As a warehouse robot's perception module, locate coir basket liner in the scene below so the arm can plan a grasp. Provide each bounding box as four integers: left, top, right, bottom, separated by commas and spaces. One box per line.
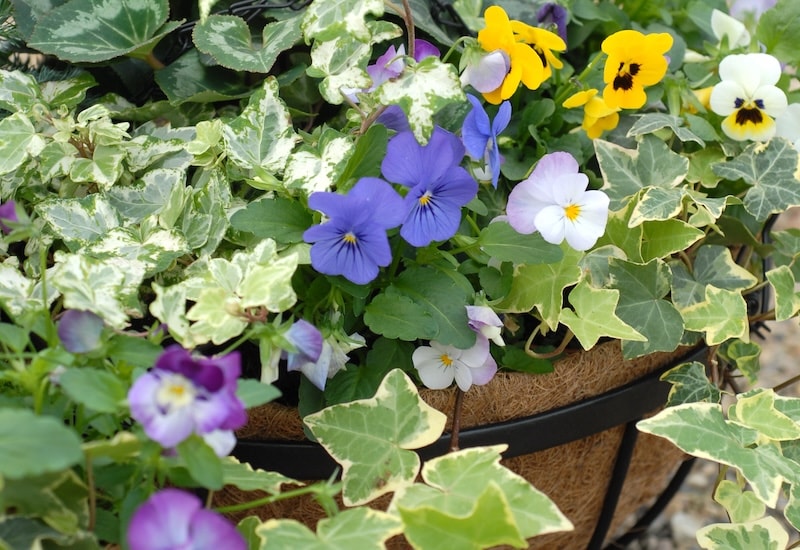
218, 340, 700, 549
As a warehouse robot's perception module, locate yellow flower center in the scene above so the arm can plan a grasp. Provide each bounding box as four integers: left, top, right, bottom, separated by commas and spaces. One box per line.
156, 374, 196, 409
613, 61, 640, 91
342, 232, 357, 244
419, 191, 433, 206
440, 354, 454, 367
564, 203, 581, 221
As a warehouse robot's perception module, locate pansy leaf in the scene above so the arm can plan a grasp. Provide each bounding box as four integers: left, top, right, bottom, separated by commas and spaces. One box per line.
640, 219, 704, 262
283, 128, 355, 194
712, 138, 800, 222
223, 77, 297, 178
0, 470, 89, 535
559, 280, 645, 349
221, 457, 297, 493
301, 0, 384, 42
0, 409, 83, 479
375, 56, 465, 144
230, 197, 312, 244
28, 0, 179, 63
391, 446, 572, 543
727, 389, 800, 442
176, 435, 224, 490
696, 517, 789, 550
608, 258, 683, 358
756, 0, 800, 66
766, 265, 800, 321
235, 379, 282, 409
638, 402, 800, 507
59, 367, 127, 414
714, 480, 766, 524
304, 369, 447, 506
479, 221, 564, 264
363, 290, 438, 342
193, 14, 303, 73
661, 361, 721, 407
496, 243, 583, 330
255, 508, 401, 549
680, 286, 748, 346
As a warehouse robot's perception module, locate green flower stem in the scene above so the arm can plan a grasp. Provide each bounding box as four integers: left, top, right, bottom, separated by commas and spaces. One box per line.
553, 51, 606, 107
86, 455, 96, 531
213, 482, 341, 514
442, 36, 470, 64
524, 325, 574, 359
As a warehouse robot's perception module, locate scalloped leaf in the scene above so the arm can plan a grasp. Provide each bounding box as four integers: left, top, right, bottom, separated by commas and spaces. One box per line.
670, 245, 758, 309
221, 457, 297, 493
627, 113, 704, 145
230, 197, 312, 244
28, 0, 179, 62
304, 369, 447, 506
712, 138, 800, 222
301, 0, 384, 42
255, 508, 401, 549
36, 195, 120, 247
375, 56, 465, 144
696, 516, 788, 550
363, 290, 437, 342
679, 286, 748, 346
714, 480, 766, 524
307, 32, 371, 105
479, 221, 563, 264
661, 361, 721, 406
391, 446, 572, 544
728, 389, 800, 442
0, 409, 83, 479
559, 280, 645, 349
193, 14, 303, 73
766, 265, 800, 321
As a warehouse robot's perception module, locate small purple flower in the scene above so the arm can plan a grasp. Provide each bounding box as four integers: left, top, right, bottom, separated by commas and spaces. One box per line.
381, 127, 478, 247
58, 310, 105, 353
284, 320, 328, 390
128, 345, 246, 456
367, 39, 441, 86
0, 200, 18, 234
127, 488, 246, 550
537, 3, 569, 42
729, 0, 776, 19
304, 178, 405, 284
460, 50, 511, 94
462, 94, 511, 188
466, 305, 505, 346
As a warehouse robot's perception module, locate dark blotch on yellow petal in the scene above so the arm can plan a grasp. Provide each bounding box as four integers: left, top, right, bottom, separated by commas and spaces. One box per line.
735, 107, 763, 126
613, 72, 634, 91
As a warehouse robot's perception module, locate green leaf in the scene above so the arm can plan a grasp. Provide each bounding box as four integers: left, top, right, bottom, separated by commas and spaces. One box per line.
640, 219, 704, 262
496, 243, 583, 330
154, 49, 252, 104
595, 201, 644, 262
500, 346, 553, 374
106, 168, 183, 221
728, 389, 800, 441
756, 0, 800, 66
714, 480, 766, 524
230, 197, 313, 244
301, 0, 384, 42
696, 517, 788, 550
106, 334, 162, 369
59, 367, 127, 414
85, 227, 189, 278
785, 484, 800, 532
28, 0, 178, 62
661, 361, 721, 406
0, 112, 45, 176
255, 508, 401, 549
375, 56, 465, 144
236, 379, 281, 409
0, 470, 89, 535
638, 403, 799, 506
0, 323, 30, 352
392, 446, 572, 543
221, 457, 297, 493
0, 409, 83, 479
223, 77, 297, 177
560, 281, 646, 349
337, 123, 389, 186
82, 432, 141, 462
69, 144, 126, 190
712, 138, 800, 222
284, 129, 355, 194
629, 187, 686, 227
0, 69, 42, 112
680, 286, 748, 346
0, 517, 96, 550
687, 146, 726, 188
767, 265, 800, 321
193, 14, 302, 73
325, 344, 407, 406
608, 258, 683, 358
479, 221, 564, 264
670, 245, 758, 309
307, 32, 372, 105
626, 113, 704, 145
176, 435, 224, 490
304, 369, 447, 505
363, 290, 437, 342
719, 339, 762, 385
40, 72, 96, 109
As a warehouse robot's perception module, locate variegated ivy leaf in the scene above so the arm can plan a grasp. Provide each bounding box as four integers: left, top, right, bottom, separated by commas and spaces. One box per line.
193, 14, 303, 73
0, 262, 59, 318
40, 72, 96, 110
221, 457, 297, 494
608, 257, 684, 359
640, 219, 704, 262
51, 252, 145, 328
179, 168, 230, 254
786, 484, 800, 532
222, 78, 297, 180
84, 227, 188, 278
0, 69, 42, 112
559, 280, 645, 349
375, 56, 465, 144
390, 445, 572, 543
669, 245, 758, 309
679, 286, 748, 346
28, 0, 182, 63
36, 195, 120, 247
150, 283, 192, 345
0, 112, 46, 176
106, 168, 184, 221
713, 138, 800, 222
68, 144, 127, 190
628, 187, 686, 227
154, 49, 253, 104
661, 361, 722, 407
766, 265, 800, 321
638, 402, 800, 507
255, 508, 401, 549
627, 113, 705, 146
594, 135, 689, 211
301, 0, 384, 43
283, 127, 355, 194
714, 480, 766, 524
719, 339, 762, 384
496, 243, 583, 330
596, 200, 644, 262
307, 32, 372, 105
304, 369, 447, 506
696, 517, 788, 550
125, 129, 194, 173
728, 389, 800, 442
687, 147, 726, 189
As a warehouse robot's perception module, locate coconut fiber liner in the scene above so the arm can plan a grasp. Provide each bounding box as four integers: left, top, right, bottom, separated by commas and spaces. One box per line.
217, 340, 690, 548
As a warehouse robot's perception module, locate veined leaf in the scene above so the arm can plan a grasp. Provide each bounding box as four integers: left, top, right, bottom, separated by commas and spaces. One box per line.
728, 389, 800, 442
301, 0, 384, 42
627, 113, 704, 145
714, 480, 766, 524
154, 49, 252, 104
696, 516, 789, 550
0, 112, 46, 176
307, 32, 372, 105
221, 457, 297, 493
283, 128, 355, 194
767, 265, 800, 321
661, 361, 721, 406
680, 286, 748, 346
0, 409, 83, 479
670, 245, 758, 309
479, 221, 563, 264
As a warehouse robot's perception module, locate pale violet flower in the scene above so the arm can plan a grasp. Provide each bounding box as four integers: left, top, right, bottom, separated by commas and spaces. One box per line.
775, 103, 800, 150
506, 152, 610, 251
729, 0, 776, 19
466, 305, 505, 347
709, 53, 787, 141
413, 337, 496, 392
711, 9, 750, 48
460, 50, 510, 93
58, 310, 104, 353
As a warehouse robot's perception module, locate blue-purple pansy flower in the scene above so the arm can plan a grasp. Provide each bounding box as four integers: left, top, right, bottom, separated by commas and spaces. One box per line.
57, 310, 105, 353
462, 94, 511, 188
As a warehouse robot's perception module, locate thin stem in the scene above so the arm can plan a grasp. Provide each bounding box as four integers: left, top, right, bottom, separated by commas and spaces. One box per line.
773, 373, 800, 393
86, 456, 96, 531
401, 0, 415, 60
442, 36, 469, 64
449, 388, 465, 452
553, 51, 606, 107
213, 483, 336, 514
525, 327, 574, 359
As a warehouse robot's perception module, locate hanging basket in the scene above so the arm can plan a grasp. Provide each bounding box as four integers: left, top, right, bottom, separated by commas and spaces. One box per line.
218, 340, 705, 548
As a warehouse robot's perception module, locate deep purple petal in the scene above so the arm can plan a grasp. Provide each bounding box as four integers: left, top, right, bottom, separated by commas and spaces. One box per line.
127, 489, 198, 550
186, 507, 247, 550
0, 200, 18, 234
537, 3, 569, 42
57, 310, 104, 353
413, 39, 440, 61
155, 346, 226, 393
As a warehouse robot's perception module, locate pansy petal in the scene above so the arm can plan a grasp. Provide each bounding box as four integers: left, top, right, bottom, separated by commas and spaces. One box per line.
756, 85, 788, 116
348, 177, 406, 229
563, 218, 602, 251
462, 50, 510, 93
492, 100, 512, 136
776, 103, 800, 142
709, 80, 745, 116
127, 489, 198, 550
453, 364, 473, 391
413, 39, 440, 61
534, 205, 567, 245
413, 345, 455, 389
188, 507, 247, 550
470, 353, 498, 386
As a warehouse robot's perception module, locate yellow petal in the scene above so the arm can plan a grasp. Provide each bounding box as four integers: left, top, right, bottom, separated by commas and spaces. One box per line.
563, 89, 597, 109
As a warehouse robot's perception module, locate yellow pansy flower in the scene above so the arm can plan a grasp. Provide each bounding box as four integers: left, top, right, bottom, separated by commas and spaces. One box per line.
510, 20, 566, 83
476, 6, 564, 104
601, 30, 673, 110
563, 89, 620, 139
